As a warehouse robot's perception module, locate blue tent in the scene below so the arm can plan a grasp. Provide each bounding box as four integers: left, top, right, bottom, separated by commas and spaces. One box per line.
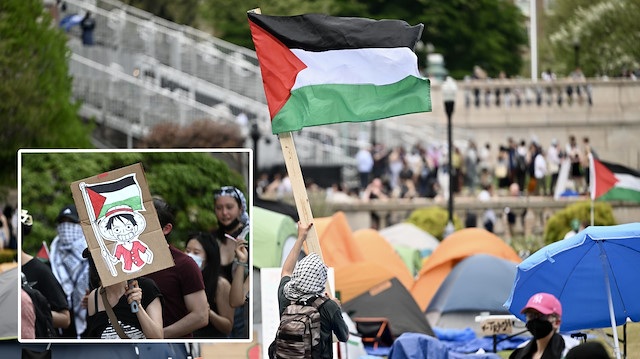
426, 254, 518, 334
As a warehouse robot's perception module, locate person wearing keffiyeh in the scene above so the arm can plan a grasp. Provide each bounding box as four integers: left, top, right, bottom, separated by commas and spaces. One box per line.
49, 204, 90, 338
276, 222, 348, 358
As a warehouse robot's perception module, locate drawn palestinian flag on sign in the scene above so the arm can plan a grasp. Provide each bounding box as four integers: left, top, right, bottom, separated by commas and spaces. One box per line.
85, 174, 145, 221
248, 12, 431, 134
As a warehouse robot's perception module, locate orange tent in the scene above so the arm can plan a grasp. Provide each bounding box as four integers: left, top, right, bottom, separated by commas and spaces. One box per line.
335, 261, 395, 303
353, 228, 414, 291
410, 228, 521, 311
311, 211, 364, 269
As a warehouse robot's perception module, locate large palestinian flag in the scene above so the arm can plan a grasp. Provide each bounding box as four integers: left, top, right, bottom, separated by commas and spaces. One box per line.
84, 174, 145, 221
248, 12, 432, 134
590, 156, 640, 203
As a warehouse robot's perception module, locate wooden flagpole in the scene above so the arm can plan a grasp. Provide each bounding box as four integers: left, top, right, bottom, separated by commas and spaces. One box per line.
278, 132, 332, 295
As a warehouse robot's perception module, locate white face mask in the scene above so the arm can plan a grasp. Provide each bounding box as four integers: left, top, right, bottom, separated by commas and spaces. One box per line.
186, 252, 204, 269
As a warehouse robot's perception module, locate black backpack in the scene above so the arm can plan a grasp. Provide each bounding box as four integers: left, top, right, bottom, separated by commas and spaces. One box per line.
22, 280, 57, 338
269, 296, 328, 359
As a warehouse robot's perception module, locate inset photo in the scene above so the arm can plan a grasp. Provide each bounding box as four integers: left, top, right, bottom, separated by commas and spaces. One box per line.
18, 149, 253, 343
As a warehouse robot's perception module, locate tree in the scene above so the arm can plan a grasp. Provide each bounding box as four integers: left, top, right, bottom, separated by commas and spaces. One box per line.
406, 206, 462, 241
20, 152, 247, 254
543, 201, 616, 245
543, 0, 640, 77
121, 0, 200, 27
0, 0, 93, 186
409, 0, 527, 79
113, 0, 528, 79
197, 0, 344, 49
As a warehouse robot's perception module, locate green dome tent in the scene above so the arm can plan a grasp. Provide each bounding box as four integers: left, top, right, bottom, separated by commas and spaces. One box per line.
252, 206, 297, 269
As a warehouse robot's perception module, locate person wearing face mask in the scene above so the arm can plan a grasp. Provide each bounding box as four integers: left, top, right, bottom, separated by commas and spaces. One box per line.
510, 292, 577, 359
49, 204, 90, 338
185, 232, 234, 338
212, 186, 250, 338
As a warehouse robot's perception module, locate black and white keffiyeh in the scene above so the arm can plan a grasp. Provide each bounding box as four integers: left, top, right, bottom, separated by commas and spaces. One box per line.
50, 222, 90, 335
284, 253, 327, 302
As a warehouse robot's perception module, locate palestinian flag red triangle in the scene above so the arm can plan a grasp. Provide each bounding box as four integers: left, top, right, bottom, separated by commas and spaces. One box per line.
593, 157, 619, 199
36, 242, 49, 260
249, 19, 307, 119
87, 187, 107, 221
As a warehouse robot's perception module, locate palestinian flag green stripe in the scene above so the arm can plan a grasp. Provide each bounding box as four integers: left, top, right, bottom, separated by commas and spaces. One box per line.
97, 197, 143, 219
598, 187, 640, 203
272, 75, 431, 133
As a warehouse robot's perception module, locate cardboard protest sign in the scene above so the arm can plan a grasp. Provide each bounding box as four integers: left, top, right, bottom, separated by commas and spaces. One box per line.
70, 163, 174, 287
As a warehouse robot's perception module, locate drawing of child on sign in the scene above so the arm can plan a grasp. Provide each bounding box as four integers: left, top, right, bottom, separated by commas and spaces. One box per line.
80, 173, 153, 276
99, 205, 153, 273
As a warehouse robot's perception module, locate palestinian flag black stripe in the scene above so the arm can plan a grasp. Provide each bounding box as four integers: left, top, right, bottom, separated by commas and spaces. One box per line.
87, 175, 137, 194
247, 13, 423, 51
601, 160, 640, 177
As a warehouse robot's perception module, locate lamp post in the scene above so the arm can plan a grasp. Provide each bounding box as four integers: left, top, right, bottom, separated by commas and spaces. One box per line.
250, 118, 261, 179
442, 76, 457, 237
573, 35, 580, 69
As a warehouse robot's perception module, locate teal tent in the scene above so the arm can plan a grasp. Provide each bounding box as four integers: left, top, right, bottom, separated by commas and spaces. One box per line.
252, 206, 297, 269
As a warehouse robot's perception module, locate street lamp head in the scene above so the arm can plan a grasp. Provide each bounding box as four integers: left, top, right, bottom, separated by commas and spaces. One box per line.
441, 76, 458, 103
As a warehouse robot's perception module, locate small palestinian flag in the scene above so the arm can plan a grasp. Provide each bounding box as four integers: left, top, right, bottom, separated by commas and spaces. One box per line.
248, 12, 432, 134
590, 156, 640, 204
84, 174, 144, 221
36, 241, 50, 261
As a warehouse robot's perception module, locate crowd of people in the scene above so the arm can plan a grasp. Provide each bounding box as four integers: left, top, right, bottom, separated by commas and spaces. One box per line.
18, 186, 251, 341
323, 134, 596, 204
251, 134, 597, 233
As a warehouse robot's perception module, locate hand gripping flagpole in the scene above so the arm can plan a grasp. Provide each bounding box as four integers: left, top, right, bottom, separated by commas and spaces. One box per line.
80, 182, 117, 277
278, 131, 333, 296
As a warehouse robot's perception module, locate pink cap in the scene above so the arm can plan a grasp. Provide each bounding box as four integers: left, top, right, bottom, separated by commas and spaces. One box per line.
521, 292, 562, 316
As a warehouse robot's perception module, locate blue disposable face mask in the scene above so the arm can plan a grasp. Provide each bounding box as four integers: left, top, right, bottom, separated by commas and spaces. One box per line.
186, 252, 204, 269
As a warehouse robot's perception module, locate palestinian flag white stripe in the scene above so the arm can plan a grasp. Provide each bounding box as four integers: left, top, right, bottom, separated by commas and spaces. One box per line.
291, 48, 421, 90
613, 173, 640, 191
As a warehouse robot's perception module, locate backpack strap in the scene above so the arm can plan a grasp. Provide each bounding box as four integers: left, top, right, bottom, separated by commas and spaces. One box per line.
100, 286, 129, 339
310, 296, 329, 309
295, 295, 328, 307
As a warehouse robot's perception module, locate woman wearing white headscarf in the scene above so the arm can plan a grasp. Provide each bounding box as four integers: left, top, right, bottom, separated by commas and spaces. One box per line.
212, 186, 250, 338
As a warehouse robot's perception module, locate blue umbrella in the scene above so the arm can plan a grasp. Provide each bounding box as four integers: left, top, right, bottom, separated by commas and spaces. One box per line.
59, 14, 83, 32
504, 223, 640, 359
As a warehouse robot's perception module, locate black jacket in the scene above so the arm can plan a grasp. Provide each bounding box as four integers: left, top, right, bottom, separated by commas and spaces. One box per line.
509, 332, 565, 359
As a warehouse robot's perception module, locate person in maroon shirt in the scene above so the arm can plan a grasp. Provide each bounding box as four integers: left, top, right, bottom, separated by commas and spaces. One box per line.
146, 198, 208, 338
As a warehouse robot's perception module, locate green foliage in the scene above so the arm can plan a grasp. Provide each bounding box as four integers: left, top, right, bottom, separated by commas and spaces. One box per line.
0, 249, 18, 264
126, 0, 527, 79
365, 0, 528, 79
543, 201, 616, 245
122, 0, 200, 26
0, 0, 94, 185
542, 0, 640, 77
405, 206, 462, 240
20, 152, 247, 254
